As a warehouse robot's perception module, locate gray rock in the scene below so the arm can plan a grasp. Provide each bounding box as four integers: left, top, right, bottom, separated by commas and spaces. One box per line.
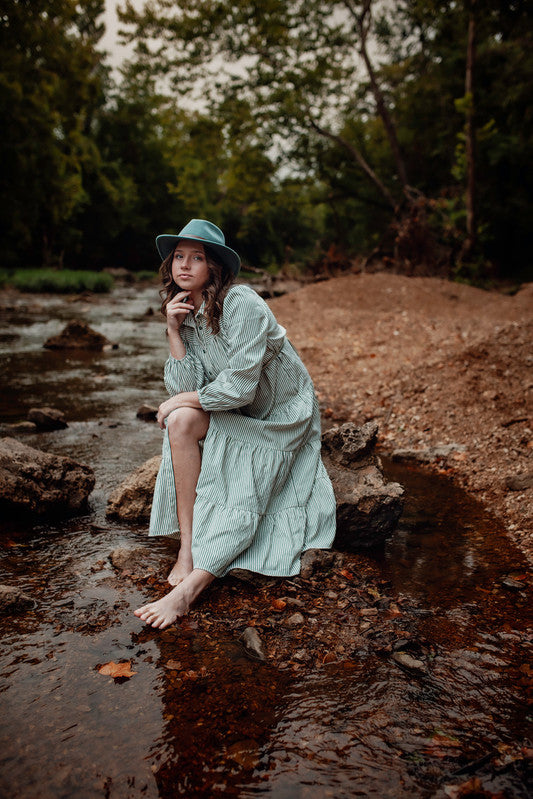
300, 548, 342, 579
322, 422, 404, 549
285, 612, 305, 627
106, 455, 161, 521
505, 472, 533, 491
392, 651, 426, 672
391, 444, 466, 463
322, 420, 378, 467
0, 584, 34, 614
0, 437, 95, 516
136, 404, 158, 422
242, 627, 265, 660
28, 407, 68, 431
44, 320, 118, 351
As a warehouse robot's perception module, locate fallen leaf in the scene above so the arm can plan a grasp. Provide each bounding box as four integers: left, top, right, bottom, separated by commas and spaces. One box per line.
271, 598, 287, 611
97, 660, 137, 679
164, 659, 182, 670
338, 568, 355, 581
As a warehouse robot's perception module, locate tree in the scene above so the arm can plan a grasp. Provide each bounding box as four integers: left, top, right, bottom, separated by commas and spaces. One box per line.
0, 0, 109, 267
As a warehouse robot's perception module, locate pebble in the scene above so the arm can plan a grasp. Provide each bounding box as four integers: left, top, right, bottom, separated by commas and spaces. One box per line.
242, 627, 265, 660
286, 612, 305, 627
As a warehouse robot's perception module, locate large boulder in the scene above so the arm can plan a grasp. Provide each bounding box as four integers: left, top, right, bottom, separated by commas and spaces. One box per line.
322, 421, 404, 549
106, 422, 404, 550
43, 320, 117, 351
106, 455, 161, 521
0, 437, 95, 516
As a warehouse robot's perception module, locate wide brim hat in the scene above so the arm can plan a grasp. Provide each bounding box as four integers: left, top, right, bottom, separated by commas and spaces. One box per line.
156, 219, 241, 276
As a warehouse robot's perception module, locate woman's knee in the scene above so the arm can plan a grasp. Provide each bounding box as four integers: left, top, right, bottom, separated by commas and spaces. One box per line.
167, 407, 210, 441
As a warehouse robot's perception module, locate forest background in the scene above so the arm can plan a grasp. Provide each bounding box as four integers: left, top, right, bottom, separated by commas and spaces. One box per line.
1, 0, 531, 285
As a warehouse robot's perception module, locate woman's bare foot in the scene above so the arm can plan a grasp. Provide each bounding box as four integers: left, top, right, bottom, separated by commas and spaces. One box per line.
134, 569, 214, 629
167, 549, 193, 586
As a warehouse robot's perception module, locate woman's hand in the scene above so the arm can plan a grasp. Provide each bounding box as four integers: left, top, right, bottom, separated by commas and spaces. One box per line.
166, 292, 195, 331
157, 392, 202, 429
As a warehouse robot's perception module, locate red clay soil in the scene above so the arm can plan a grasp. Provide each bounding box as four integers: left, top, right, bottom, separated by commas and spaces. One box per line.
270, 273, 533, 560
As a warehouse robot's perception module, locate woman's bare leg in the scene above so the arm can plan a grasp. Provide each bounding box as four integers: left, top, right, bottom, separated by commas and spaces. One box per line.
166, 406, 210, 586
134, 568, 215, 629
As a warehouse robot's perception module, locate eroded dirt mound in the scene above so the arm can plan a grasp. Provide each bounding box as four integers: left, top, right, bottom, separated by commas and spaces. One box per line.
270, 274, 532, 557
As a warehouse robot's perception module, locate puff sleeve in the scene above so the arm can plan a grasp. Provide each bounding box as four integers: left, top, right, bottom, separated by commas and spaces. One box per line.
197, 287, 271, 411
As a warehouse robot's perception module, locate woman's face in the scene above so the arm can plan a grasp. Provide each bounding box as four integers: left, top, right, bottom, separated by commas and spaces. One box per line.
171, 241, 211, 295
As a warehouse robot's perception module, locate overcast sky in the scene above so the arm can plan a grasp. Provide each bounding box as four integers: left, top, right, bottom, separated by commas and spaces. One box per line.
100, 0, 143, 68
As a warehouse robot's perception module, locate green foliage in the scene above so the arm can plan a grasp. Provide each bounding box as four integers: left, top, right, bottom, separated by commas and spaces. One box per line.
7, 269, 114, 293
1, 0, 531, 281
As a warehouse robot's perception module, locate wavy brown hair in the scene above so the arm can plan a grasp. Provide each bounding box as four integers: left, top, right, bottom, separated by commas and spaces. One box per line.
159, 243, 234, 334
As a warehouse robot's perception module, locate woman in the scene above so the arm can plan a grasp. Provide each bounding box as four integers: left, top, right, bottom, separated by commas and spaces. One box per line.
134, 219, 336, 629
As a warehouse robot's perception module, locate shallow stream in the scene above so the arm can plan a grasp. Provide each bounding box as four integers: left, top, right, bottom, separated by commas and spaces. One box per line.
0, 286, 530, 798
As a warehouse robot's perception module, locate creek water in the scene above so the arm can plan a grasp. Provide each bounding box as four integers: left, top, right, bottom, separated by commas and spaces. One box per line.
0, 285, 530, 798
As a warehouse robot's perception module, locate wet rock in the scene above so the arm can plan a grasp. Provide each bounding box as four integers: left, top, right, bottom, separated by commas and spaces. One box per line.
106, 455, 161, 521
0, 584, 34, 614
0, 437, 95, 516
392, 651, 426, 672
391, 443, 466, 463
27, 407, 68, 431
225, 739, 261, 770
300, 548, 342, 579
109, 546, 151, 573
6, 421, 37, 433
500, 576, 524, 591
241, 627, 265, 660
285, 612, 305, 627
505, 471, 533, 491
136, 404, 158, 422
43, 320, 118, 351
322, 422, 404, 549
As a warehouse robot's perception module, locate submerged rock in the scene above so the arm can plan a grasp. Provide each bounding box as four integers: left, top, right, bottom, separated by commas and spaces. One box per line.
323, 421, 404, 549
0, 584, 34, 615
43, 320, 118, 351
106, 456, 161, 521
27, 407, 68, 431
109, 546, 153, 575
0, 437, 94, 516
242, 627, 265, 660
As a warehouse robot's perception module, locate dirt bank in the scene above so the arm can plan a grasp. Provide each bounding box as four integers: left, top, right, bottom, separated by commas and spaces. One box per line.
270, 273, 532, 559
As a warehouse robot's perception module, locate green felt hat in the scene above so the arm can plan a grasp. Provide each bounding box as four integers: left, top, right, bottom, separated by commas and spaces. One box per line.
156, 219, 241, 276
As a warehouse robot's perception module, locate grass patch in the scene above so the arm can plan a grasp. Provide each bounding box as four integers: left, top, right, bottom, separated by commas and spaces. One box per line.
135, 270, 159, 282
7, 269, 114, 294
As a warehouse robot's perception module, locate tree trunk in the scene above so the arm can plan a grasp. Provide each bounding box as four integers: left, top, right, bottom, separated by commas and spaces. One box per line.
308, 118, 396, 209
343, 0, 410, 194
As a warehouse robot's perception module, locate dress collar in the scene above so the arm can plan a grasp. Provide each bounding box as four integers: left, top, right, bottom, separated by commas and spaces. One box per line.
182, 300, 206, 327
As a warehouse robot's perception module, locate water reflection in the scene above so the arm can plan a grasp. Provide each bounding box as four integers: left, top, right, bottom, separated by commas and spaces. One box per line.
0, 287, 530, 798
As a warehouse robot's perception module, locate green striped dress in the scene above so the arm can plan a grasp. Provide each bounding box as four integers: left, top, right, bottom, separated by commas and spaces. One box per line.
149, 284, 336, 577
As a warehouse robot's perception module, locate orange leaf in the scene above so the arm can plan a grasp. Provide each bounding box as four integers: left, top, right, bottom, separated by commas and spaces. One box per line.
271, 598, 287, 611
338, 568, 355, 581
98, 660, 137, 679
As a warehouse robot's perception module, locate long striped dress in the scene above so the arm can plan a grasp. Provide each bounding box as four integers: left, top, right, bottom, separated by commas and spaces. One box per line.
149, 284, 336, 577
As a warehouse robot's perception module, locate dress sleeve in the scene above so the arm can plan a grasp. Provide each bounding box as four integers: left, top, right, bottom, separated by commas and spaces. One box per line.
197, 288, 270, 411
164, 351, 206, 395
